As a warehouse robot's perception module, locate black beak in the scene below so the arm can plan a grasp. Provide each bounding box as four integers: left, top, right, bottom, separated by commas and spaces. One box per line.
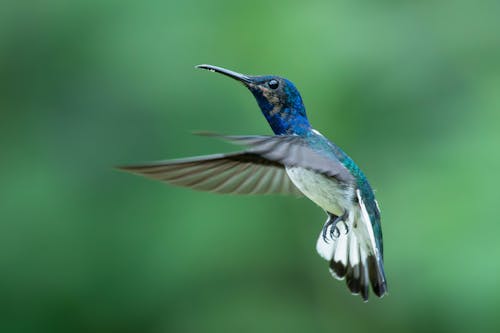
196, 64, 252, 84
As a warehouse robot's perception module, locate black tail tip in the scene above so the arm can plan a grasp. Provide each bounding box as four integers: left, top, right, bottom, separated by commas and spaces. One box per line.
329, 260, 347, 279
329, 255, 388, 301
372, 281, 388, 298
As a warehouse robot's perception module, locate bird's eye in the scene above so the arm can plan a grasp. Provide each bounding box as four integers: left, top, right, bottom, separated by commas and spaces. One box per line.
268, 79, 279, 89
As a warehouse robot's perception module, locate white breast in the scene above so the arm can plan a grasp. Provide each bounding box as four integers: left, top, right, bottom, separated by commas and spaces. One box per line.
285, 167, 354, 216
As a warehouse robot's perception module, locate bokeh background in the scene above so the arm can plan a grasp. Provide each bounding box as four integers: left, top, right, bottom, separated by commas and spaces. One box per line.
1, 0, 500, 332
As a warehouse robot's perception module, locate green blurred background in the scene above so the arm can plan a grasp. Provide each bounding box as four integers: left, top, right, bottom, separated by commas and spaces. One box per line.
1, 0, 499, 332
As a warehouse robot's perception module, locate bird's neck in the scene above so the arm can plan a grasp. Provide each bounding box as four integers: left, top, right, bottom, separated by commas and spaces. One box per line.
264, 108, 312, 136
253, 93, 311, 135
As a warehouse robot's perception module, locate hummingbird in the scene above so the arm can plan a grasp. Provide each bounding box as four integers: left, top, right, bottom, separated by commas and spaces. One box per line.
119, 64, 387, 301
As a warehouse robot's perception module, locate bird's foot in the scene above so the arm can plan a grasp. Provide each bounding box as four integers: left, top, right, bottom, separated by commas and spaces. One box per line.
332, 220, 349, 239
321, 212, 349, 243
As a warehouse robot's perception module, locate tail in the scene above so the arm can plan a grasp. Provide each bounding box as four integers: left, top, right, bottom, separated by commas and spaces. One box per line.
316, 209, 388, 301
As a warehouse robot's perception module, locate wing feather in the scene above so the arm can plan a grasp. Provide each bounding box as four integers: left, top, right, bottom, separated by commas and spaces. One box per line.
119, 133, 356, 196
119, 152, 302, 195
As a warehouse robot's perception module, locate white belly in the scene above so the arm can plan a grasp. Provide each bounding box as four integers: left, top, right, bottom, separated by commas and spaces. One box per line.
286, 167, 354, 216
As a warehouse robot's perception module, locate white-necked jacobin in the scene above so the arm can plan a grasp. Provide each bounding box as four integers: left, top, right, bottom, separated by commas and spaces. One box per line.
120, 64, 388, 301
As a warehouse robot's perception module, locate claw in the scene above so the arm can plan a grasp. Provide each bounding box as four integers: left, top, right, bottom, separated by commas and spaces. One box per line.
331, 226, 340, 238
321, 212, 348, 243
343, 222, 349, 235
330, 220, 349, 239
321, 217, 334, 243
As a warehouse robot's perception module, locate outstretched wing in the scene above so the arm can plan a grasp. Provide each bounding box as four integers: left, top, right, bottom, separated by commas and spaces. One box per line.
118, 133, 355, 195
118, 152, 302, 195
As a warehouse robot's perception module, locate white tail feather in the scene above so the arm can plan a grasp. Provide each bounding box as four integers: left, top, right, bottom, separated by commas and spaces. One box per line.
316, 195, 387, 300
334, 234, 348, 265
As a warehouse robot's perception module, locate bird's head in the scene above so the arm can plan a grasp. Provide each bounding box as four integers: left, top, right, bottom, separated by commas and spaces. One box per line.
197, 64, 311, 135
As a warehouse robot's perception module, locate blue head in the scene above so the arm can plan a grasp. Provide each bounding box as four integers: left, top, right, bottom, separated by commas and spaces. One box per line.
197, 64, 311, 135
